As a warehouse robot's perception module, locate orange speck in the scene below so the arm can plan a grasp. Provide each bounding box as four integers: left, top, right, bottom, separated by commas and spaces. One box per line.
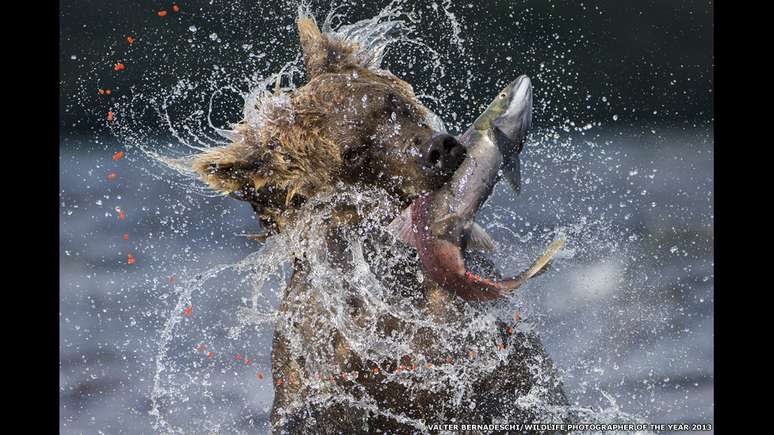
245, 358, 252, 365
172, 3, 180, 12
107, 111, 115, 122
498, 343, 506, 350
257, 372, 264, 380
127, 253, 136, 265
372, 367, 380, 375
446, 356, 453, 364
468, 350, 477, 359
183, 305, 193, 316
107, 171, 118, 181
235, 354, 242, 361
127, 36, 134, 45
514, 311, 522, 321
113, 63, 125, 71
122, 233, 129, 241
158, 10, 167, 16
98, 89, 105, 95
112, 151, 124, 161
276, 378, 284, 386
197, 344, 206, 351
118, 209, 126, 220
426, 362, 433, 369
105, 89, 112, 95
207, 351, 214, 358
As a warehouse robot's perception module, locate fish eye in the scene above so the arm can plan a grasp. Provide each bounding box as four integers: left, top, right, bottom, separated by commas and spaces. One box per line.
499, 92, 506, 99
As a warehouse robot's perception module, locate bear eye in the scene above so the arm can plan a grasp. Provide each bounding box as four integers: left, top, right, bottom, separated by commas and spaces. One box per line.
386, 92, 413, 117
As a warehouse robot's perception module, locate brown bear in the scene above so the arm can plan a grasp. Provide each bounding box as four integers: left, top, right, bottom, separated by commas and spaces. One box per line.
192, 15, 569, 434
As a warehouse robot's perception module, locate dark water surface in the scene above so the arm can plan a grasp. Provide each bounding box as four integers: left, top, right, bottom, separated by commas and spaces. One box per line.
60, 127, 713, 433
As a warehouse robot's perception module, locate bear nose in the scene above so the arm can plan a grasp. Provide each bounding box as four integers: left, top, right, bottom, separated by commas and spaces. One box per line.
420, 133, 467, 174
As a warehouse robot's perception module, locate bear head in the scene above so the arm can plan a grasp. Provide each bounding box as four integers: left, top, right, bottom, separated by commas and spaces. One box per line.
191, 17, 465, 234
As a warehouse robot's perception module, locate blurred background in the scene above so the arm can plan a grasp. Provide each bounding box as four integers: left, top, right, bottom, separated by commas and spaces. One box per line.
60, 0, 713, 433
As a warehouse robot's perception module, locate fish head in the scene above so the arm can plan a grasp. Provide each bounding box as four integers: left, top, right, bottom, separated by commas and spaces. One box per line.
473, 75, 533, 194
479, 75, 532, 145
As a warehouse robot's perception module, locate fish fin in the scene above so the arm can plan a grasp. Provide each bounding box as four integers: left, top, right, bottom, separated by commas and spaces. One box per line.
497, 236, 566, 292
387, 205, 417, 248
492, 126, 522, 194
502, 154, 521, 194
429, 213, 456, 234
530, 259, 552, 277
466, 223, 496, 252
523, 237, 565, 279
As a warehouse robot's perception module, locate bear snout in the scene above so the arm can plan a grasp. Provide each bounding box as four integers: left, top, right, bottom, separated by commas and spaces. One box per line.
419, 133, 467, 176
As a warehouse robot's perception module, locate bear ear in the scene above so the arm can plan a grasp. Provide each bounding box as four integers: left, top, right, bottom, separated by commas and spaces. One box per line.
191, 141, 266, 195
297, 16, 357, 78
